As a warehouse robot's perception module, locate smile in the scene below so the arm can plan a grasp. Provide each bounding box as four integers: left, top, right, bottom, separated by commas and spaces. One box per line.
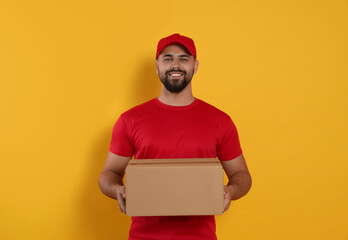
168, 73, 184, 77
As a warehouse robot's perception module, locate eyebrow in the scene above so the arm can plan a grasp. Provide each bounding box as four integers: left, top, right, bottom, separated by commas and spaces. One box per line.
162, 54, 190, 58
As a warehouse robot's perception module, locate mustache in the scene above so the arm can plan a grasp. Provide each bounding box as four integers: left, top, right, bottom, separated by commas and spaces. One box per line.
165, 70, 187, 75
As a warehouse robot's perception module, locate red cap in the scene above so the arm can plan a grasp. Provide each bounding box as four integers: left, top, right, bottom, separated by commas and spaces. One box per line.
156, 33, 196, 59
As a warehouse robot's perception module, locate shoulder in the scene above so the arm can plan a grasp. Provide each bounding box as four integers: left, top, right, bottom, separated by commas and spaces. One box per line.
120, 98, 157, 119
196, 99, 231, 120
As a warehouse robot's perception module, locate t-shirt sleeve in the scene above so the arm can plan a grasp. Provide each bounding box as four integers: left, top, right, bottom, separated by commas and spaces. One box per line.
109, 115, 134, 157
217, 117, 243, 161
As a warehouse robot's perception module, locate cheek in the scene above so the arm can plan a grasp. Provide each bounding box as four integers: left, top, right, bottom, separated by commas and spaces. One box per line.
186, 64, 195, 73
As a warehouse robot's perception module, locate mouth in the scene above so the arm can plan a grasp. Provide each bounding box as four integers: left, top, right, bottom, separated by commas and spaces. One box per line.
167, 72, 185, 78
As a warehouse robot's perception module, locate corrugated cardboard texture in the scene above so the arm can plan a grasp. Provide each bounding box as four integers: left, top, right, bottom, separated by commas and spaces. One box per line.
125, 158, 224, 216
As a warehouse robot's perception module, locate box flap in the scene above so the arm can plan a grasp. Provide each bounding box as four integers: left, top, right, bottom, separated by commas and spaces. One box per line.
128, 158, 219, 165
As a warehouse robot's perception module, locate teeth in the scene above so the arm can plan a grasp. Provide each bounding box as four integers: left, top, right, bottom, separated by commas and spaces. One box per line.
170, 74, 182, 76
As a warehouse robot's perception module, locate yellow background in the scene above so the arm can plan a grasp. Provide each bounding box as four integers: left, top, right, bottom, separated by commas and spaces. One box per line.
1, 0, 347, 239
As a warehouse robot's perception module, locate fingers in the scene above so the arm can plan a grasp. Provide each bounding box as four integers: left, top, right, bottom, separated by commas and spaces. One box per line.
117, 186, 126, 214
120, 186, 126, 199
223, 186, 232, 212
224, 197, 231, 212
118, 193, 126, 213
224, 186, 228, 194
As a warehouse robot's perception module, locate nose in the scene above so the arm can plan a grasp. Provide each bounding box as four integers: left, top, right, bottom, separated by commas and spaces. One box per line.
170, 58, 180, 69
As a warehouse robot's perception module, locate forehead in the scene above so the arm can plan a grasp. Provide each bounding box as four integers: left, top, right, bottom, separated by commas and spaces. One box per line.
159, 44, 191, 56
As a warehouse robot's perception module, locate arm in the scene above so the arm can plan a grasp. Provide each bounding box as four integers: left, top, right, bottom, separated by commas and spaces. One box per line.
98, 151, 132, 213
220, 153, 252, 212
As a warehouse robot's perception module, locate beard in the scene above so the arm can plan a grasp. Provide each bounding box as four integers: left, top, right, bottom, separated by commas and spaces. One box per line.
158, 69, 194, 93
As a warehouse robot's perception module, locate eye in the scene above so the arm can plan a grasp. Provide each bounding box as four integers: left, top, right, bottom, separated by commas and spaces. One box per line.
180, 58, 188, 62
163, 58, 172, 62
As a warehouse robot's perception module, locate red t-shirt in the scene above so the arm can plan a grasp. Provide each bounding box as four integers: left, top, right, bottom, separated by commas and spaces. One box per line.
110, 98, 242, 240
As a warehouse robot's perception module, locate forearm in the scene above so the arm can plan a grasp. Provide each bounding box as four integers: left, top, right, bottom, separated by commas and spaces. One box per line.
98, 170, 124, 200
226, 171, 252, 200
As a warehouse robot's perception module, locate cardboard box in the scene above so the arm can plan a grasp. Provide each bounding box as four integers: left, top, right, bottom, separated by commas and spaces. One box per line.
125, 158, 224, 216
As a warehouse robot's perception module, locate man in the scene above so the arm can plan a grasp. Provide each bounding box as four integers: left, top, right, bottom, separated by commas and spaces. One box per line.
99, 33, 252, 240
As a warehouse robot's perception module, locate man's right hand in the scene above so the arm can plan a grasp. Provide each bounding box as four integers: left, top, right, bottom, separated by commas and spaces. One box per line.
116, 185, 126, 213
98, 152, 131, 214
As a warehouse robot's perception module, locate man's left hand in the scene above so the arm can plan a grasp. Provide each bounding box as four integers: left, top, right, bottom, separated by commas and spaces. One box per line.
223, 185, 234, 212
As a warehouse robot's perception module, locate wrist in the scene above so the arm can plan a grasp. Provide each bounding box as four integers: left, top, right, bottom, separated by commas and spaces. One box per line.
114, 185, 122, 199
115, 184, 125, 200
226, 184, 238, 200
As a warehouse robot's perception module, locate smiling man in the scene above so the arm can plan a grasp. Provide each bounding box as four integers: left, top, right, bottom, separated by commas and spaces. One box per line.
156, 44, 198, 94
99, 33, 252, 240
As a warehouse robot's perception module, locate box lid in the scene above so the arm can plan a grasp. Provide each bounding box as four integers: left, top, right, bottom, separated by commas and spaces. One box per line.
127, 158, 220, 166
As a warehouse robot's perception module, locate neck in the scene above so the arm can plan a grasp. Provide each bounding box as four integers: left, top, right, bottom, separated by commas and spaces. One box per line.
158, 82, 195, 106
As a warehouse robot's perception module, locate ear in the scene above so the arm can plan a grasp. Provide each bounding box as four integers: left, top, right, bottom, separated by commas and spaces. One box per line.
155, 60, 159, 74
194, 60, 199, 74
